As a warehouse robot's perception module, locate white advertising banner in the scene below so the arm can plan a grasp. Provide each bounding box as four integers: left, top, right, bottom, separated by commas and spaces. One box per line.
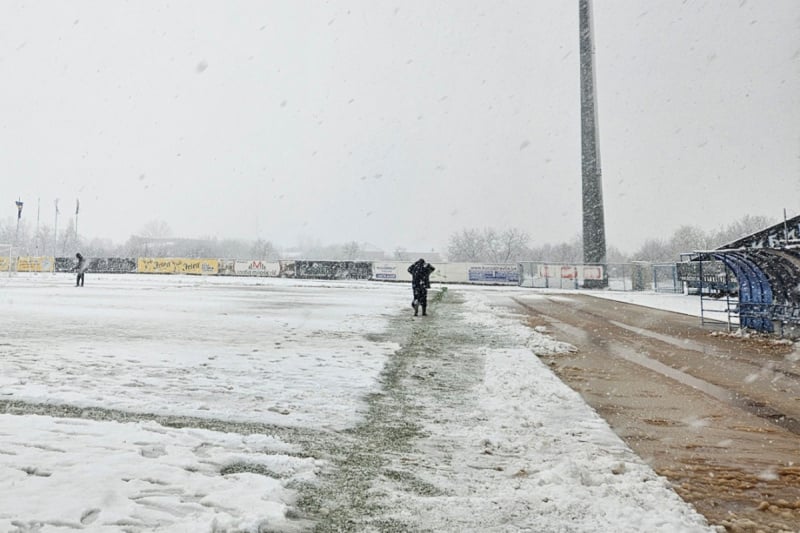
582, 265, 604, 280
234, 260, 281, 277
371, 262, 411, 282
433, 263, 465, 283
536, 263, 604, 281
372, 262, 455, 283
372, 261, 519, 285
537, 264, 573, 278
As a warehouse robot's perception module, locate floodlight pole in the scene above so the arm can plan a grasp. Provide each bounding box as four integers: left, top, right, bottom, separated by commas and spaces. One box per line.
579, 0, 608, 286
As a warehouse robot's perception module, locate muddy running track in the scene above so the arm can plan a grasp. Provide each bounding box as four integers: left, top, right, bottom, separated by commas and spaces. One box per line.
511, 293, 800, 532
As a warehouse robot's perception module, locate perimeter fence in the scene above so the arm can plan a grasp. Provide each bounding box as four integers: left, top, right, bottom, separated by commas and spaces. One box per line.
2, 254, 681, 292
518, 261, 682, 293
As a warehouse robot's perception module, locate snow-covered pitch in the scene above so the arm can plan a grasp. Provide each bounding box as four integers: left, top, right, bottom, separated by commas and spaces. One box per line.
0, 274, 712, 532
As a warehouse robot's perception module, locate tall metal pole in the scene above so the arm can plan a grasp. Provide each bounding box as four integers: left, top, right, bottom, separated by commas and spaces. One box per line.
15, 200, 21, 246
13, 199, 23, 274
579, 0, 607, 285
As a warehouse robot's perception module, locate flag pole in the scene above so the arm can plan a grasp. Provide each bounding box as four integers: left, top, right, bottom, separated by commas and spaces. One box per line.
36, 198, 40, 255
54, 199, 59, 258
15, 199, 23, 245
13, 199, 23, 274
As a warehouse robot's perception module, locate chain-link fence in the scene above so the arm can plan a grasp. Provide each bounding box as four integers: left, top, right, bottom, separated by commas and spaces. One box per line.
519, 261, 681, 293
652, 263, 682, 293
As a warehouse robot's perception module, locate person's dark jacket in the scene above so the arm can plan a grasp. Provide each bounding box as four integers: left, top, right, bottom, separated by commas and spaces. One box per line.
408, 259, 435, 287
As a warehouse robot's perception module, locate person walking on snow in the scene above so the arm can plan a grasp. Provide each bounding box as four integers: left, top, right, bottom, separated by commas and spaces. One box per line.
408, 258, 435, 316
73, 253, 88, 287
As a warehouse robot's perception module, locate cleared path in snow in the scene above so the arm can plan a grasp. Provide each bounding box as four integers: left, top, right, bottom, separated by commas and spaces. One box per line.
303, 288, 711, 532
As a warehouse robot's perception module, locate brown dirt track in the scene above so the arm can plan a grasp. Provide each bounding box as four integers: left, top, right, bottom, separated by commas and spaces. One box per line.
511, 293, 800, 533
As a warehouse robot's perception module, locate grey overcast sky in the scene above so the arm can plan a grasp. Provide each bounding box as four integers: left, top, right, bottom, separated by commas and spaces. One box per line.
1, 1, 798, 254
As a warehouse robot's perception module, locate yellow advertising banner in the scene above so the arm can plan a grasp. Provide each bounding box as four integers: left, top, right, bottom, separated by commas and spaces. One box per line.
17, 257, 55, 272
0, 257, 9, 272
137, 258, 219, 275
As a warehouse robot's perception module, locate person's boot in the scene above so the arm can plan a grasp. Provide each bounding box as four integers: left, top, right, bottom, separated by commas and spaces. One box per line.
412, 299, 419, 315
421, 304, 427, 316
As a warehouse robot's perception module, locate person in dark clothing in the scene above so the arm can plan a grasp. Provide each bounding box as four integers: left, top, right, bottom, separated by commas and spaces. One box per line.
74, 253, 88, 287
408, 258, 435, 316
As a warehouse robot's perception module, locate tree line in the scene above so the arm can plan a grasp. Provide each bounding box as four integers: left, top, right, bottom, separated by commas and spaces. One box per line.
1, 214, 776, 264
0, 217, 369, 261
446, 215, 776, 264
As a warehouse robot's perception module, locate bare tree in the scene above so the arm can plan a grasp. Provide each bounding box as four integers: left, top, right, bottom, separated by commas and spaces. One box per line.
547, 242, 582, 263
35, 224, 53, 256
340, 241, 360, 261
447, 228, 486, 262
448, 227, 533, 263
1, 218, 26, 252
139, 220, 173, 238
127, 220, 174, 257
486, 228, 530, 263
250, 238, 279, 260
605, 244, 629, 264
632, 238, 672, 262
482, 228, 501, 262
713, 214, 776, 247
670, 225, 712, 256
59, 218, 78, 256
83, 237, 117, 257
523, 234, 582, 263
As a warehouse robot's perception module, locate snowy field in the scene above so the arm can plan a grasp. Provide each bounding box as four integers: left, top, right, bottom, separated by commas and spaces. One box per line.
0, 274, 713, 532
1, 274, 402, 431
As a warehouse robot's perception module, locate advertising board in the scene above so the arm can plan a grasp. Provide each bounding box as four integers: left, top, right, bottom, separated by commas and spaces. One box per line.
137, 258, 219, 275
467, 265, 519, 284
17, 257, 55, 272
234, 260, 281, 277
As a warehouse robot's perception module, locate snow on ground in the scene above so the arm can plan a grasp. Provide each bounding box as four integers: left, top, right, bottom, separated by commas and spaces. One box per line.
459, 282, 724, 321
0, 415, 318, 532
0, 274, 403, 430
0, 274, 713, 532
375, 291, 711, 532
585, 288, 736, 324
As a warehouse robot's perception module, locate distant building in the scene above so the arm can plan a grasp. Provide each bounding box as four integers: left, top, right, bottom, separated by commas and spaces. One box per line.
396, 251, 443, 263
357, 242, 386, 261
127, 236, 219, 258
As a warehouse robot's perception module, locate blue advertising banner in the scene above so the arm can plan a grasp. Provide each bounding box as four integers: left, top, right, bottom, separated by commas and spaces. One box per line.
468, 265, 519, 284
